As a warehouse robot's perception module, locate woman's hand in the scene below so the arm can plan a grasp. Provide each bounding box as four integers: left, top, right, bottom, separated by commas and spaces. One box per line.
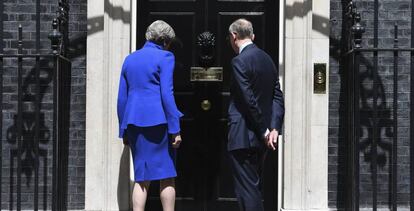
172, 134, 182, 149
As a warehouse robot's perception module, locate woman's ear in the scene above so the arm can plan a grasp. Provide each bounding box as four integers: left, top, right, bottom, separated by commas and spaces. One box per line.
164, 41, 171, 50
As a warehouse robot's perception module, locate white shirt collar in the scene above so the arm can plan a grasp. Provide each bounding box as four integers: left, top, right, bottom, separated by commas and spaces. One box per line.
239, 41, 253, 54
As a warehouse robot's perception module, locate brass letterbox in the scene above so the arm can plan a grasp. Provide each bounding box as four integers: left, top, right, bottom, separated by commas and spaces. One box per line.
190, 67, 223, 82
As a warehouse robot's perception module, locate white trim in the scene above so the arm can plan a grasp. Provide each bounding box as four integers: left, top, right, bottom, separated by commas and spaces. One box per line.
85, 0, 132, 210
130, 0, 137, 52
129, 0, 137, 185
129, 1, 285, 210
281, 0, 330, 210
85, 0, 331, 210
278, 0, 285, 210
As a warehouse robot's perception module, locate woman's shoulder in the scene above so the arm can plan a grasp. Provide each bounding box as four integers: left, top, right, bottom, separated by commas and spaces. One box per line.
122, 48, 174, 68
149, 49, 175, 64
136, 47, 174, 58
155, 49, 174, 58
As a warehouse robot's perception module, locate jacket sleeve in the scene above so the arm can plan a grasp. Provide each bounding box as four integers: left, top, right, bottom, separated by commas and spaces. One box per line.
270, 65, 285, 132
231, 57, 267, 137
159, 52, 184, 134
117, 61, 128, 138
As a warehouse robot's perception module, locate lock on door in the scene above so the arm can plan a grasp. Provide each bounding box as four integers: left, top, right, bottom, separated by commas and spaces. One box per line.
201, 100, 212, 111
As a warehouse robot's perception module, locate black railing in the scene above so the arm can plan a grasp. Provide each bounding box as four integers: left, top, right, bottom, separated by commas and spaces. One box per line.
345, 1, 414, 210
0, 0, 71, 210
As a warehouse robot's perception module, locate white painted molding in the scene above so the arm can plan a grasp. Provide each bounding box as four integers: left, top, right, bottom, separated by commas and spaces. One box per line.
84, 0, 330, 210
130, 0, 137, 52
85, 0, 133, 210
282, 0, 330, 210
278, 0, 286, 210
283, 0, 313, 208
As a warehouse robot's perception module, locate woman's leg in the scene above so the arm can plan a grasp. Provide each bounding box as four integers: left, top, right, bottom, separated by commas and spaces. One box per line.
132, 181, 150, 211
159, 178, 176, 211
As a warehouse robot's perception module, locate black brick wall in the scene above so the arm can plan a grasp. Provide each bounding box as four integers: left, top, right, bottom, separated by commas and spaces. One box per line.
1, 0, 86, 209
329, 0, 411, 209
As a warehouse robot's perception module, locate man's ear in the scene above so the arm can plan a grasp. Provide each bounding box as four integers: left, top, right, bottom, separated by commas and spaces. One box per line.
231, 32, 237, 41
251, 34, 255, 41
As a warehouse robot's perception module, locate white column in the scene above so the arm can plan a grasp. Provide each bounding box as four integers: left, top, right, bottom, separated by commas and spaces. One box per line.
85, 0, 132, 210
281, 0, 330, 210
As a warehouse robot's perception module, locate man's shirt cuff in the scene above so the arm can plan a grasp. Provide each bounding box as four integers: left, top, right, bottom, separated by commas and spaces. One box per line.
264, 128, 270, 138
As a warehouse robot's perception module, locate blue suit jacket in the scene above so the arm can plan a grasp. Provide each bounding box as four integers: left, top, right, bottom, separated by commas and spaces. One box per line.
227, 44, 285, 151
117, 41, 183, 138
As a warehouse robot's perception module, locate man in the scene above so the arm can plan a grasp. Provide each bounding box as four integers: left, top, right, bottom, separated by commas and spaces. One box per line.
227, 18, 284, 211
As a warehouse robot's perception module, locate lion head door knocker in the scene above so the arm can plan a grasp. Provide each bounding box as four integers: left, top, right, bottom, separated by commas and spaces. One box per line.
190, 31, 223, 82
197, 31, 216, 67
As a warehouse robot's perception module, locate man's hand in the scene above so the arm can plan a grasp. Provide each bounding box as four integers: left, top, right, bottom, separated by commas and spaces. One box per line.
172, 134, 182, 149
265, 129, 279, 151
123, 136, 129, 146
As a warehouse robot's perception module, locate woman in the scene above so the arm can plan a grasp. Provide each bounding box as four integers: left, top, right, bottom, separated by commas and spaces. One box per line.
117, 20, 183, 211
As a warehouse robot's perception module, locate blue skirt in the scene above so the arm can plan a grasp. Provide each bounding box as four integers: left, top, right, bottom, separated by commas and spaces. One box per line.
126, 124, 177, 182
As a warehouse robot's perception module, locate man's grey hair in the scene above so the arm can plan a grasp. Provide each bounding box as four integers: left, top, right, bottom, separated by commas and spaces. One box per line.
229, 18, 254, 39
145, 20, 176, 45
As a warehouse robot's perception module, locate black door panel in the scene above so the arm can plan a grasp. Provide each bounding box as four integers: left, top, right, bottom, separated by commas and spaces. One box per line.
137, 1, 278, 210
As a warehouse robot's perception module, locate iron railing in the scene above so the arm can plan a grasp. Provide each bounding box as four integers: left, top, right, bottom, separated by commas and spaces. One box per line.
345, 1, 414, 210
0, 0, 71, 210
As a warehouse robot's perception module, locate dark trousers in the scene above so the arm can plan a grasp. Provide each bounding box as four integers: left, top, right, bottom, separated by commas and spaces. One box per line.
228, 149, 265, 211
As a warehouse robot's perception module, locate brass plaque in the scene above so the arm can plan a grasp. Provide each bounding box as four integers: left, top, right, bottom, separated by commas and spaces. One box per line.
314, 63, 327, 94
190, 67, 223, 82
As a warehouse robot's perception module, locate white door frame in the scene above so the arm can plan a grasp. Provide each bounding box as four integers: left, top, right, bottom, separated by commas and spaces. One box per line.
281, 0, 330, 210
85, 0, 330, 210
130, 2, 285, 210
131, 1, 285, 210
278, 1, 286, 210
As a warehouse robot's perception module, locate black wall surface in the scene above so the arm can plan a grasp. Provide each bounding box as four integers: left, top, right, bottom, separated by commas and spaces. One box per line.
1, 0, 86, 209
329, 0, 412, 209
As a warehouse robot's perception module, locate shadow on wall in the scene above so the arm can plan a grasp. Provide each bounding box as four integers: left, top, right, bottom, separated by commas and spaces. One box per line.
3, 14, 87, 211
6, 59, 53, 210
285, 0, 396, 209
329, 0, 394, 208
117, 146, 132, 211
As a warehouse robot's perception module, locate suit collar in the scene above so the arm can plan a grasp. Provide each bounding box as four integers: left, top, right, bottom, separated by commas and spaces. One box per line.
239, 41, 253, 54
240, 43, 256, 54
144, 41, 163, 50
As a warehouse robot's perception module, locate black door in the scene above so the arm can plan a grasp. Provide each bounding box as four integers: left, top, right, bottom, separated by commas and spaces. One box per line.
137, 1, 279, 210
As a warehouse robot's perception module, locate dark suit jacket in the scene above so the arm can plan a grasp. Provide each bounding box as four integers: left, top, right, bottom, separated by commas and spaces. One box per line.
227, 44, 284, 151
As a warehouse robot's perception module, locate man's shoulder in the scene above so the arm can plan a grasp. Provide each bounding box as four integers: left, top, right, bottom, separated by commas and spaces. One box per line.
233, 46, 256, 61
249, 45, 270, 57
235, 46, 266, 62
231, 54, 244, 65
240, 44, 267, 58
246, 46, 274, 64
